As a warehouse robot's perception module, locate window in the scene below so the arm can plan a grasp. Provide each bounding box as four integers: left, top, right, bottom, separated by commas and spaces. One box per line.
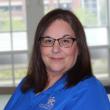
0, 0, 28, 87
43, 0, 110, 85
83, 0, 97, 14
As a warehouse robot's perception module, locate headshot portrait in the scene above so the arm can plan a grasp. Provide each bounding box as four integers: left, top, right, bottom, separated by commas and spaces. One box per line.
4, 8, 110, 110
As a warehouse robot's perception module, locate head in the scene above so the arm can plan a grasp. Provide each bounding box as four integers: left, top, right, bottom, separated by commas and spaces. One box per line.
40, 19, 79, 79
22, 9, 93, 93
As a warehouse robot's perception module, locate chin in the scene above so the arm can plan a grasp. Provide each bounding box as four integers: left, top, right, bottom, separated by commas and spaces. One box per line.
48, 67, 66, 74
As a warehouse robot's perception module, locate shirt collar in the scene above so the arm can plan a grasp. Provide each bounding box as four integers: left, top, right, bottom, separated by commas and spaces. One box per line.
35, 74, 67, 95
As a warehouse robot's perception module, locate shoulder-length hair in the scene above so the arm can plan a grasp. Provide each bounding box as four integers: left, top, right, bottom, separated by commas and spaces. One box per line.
21, 8, 93, 93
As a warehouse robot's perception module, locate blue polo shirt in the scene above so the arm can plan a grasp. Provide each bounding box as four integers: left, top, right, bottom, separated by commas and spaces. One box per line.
4, 76, 110, 110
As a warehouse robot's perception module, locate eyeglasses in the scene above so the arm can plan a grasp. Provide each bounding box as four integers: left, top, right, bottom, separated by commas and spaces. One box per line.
39, 36, 77, 48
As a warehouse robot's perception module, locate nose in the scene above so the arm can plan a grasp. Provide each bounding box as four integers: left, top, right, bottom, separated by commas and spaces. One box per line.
52, 40, 61, 54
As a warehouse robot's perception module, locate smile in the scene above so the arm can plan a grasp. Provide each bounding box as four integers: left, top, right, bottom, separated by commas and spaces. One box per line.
49, 57, 64, 61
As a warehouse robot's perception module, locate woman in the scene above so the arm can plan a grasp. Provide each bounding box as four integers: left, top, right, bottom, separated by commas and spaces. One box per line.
5, 9, 110, 110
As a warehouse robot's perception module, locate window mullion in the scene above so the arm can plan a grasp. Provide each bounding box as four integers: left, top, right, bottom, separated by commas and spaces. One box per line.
9, 0, 15, 86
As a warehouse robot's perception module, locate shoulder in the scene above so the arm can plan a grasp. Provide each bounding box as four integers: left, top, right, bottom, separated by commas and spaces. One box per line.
80, 76, 106, 91
13, 77, 26, 93
4, 77, 26, 110
71, 76, 108, 98
68, 76, 106, 94
64, 76, 110, 110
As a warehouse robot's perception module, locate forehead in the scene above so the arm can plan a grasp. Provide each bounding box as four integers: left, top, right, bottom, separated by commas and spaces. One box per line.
43, 20, 75, 38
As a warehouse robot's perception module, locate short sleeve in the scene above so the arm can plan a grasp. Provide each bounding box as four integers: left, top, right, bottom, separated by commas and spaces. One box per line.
4, 78, 25, 110
64, 78, 110, 110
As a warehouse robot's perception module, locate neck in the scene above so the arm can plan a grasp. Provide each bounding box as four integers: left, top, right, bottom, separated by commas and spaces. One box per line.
45, 72, 64, 90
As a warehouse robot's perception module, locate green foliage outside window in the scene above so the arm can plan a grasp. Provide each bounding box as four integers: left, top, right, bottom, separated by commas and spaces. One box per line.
0, 11, 26, 31
74, 7, 97, 27
0, 69, 26, 80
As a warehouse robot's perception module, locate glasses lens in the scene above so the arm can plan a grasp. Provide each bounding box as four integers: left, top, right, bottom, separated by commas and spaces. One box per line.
59, 38, 75, 47
40, 37, 54, 47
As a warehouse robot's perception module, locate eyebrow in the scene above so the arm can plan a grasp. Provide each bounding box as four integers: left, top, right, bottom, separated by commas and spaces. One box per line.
43, 34, 75, 39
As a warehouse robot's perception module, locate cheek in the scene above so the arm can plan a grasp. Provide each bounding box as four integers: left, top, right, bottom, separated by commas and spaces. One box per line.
40, 47, 50, 61
41, 48, 45, 59
65, 46, 78, 66
41, 48, 46, 56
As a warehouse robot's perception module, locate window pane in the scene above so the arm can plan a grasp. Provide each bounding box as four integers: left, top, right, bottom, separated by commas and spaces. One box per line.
0, 33, 11, 52
43, 0, 107, 27
90, 48, 109, 80
11, 0, 26, 31
0, 54, 12, 86
85, 28, 108, 46
12, 32, 27, 50
74, 0, 107, 27
14, 53, 28, 85
43, 0, 58, 13
0, 1, 10, 31
0, 0, 28, 88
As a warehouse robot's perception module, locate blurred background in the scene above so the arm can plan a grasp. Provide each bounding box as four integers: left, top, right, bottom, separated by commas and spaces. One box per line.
0, 0, 110, 109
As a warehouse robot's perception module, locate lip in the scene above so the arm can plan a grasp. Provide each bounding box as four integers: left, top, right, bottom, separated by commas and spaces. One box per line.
49, 57, 64, 61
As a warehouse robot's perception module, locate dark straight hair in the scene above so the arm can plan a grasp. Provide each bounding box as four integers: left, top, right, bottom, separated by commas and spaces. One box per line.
21, 8, 93, 93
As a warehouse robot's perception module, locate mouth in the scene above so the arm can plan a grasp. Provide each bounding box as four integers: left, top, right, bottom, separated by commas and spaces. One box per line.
49, 57, 64, 61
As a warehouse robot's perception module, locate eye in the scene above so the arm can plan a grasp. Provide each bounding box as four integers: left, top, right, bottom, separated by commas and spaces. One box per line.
62, 39, 72, 44
42, 38, 53, 44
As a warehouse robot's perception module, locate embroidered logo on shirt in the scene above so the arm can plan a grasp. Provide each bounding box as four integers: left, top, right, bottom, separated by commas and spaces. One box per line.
39, 96, 56, 110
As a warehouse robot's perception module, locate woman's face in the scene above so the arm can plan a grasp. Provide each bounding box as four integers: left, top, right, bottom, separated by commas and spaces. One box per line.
40, 20, 78, 76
